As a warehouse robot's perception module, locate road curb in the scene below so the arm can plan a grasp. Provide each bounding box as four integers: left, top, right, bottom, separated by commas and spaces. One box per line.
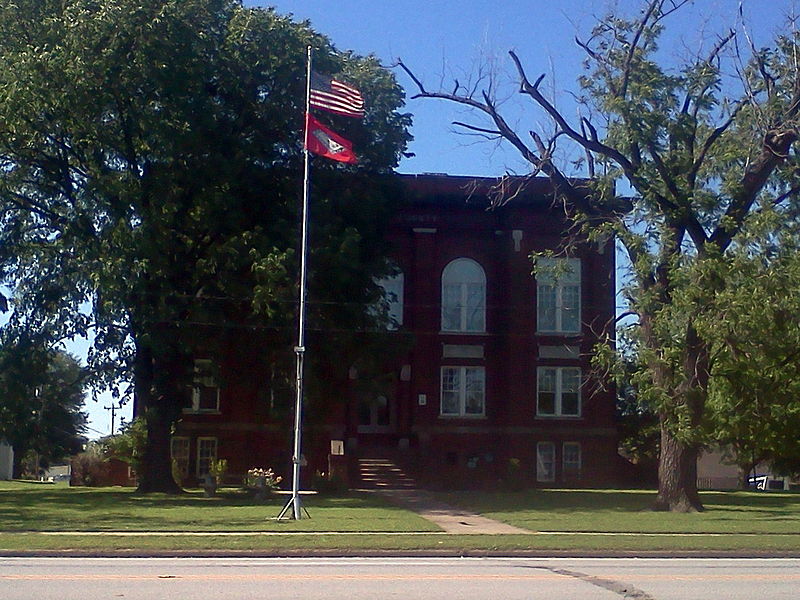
3, 549, 800, 559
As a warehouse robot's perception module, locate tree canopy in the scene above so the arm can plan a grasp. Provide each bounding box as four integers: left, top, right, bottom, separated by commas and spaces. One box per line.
702, 241, 800, 481
401, 0, 800, 510
0, 340, 88, 476
0, 0, 411, 491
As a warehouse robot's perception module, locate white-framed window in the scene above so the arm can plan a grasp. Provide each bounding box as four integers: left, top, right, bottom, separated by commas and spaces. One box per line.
196, 437, 217, 478
440, 366, 485, 417
170, 436, 190, 479
537, 367, 581, 417
537, 257, 581, 333
186, 359, 220, 413
563, 442, 582, 480
375, 271, 404, 329
536, 441, 556, 482
441, 258, 486, 333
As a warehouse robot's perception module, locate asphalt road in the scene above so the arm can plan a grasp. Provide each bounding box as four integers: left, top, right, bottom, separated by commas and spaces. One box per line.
2, 557, 799, 599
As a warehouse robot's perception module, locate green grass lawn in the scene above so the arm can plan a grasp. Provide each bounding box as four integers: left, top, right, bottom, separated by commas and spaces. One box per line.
0, 481, 438, 533
2, 481, 799, 554
2, 532, 799, 554
438, 488, 800, 534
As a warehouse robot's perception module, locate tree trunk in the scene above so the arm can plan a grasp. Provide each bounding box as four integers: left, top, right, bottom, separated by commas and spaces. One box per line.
12, 449, 23, 479
133, 337, 183, 494
654, 421, 703, 512
137, 403, 182, 494
642, 311, 708, 513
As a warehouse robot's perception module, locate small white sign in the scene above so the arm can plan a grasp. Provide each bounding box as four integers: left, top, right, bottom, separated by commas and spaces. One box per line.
418, 394, 427, 406
330, 440, 344, 456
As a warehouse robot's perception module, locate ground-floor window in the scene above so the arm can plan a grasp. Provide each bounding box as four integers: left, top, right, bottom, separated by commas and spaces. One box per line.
536, 441, 555, 482
440, 366, 485, 417
196, 437, 218, 478
170, 437, 190, 479
562, 441, 582, 480
536, 367, 581, 417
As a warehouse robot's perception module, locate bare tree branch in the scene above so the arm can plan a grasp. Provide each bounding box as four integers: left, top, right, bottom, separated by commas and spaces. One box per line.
451, 121, 502, 138
397, 57, 595, 213
508, 50, 638, 176
580, 118, 597, 177
772, 182, 800, 206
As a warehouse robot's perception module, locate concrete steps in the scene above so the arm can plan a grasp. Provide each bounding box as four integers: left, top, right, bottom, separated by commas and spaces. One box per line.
356, 457, 417, 490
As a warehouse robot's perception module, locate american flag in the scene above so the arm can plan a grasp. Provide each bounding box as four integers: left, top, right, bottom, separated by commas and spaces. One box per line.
309, 71, 364, 118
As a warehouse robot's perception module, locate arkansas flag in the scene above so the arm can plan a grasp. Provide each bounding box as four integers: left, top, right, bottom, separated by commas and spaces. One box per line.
305, 114, 357, 164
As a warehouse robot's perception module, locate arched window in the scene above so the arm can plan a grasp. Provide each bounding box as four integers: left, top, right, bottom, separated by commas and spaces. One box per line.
441, 258, 486, 332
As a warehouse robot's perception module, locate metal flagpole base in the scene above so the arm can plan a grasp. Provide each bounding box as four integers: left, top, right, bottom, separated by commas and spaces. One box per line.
276, 493, 311, 520
276, 494, 296, 520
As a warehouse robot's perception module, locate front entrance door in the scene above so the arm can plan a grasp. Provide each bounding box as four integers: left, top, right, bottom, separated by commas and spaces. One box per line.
357, 395, 393, 433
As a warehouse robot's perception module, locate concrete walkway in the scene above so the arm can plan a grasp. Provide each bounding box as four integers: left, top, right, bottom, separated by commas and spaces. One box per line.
370, 489, 530, 534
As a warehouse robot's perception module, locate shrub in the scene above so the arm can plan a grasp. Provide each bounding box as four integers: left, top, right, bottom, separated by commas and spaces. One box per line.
105, 418, 146, 472
312, 471, 348, 495
209, 459, 228, 483
244, 467, 282, 490
70, 447, 109, 487
503, 457, 524, 491
171, 459, 185, 488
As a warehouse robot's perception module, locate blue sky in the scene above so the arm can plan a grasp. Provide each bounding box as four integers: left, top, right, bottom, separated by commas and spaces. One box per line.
8, 0, 799, 437
249, 0, 797, 176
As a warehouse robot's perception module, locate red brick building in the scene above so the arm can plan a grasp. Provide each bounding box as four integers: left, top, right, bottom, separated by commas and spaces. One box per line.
171, 174, 619, 489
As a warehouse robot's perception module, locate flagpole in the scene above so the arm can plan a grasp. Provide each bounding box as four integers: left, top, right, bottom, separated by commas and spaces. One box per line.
278, 45, 313, 521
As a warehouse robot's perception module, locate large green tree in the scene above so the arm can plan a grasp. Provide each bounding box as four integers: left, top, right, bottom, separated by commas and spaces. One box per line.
0, 1, 411, 492
401, 0, 800, 510
0, 339, 88, 477
702, 241, 800, 483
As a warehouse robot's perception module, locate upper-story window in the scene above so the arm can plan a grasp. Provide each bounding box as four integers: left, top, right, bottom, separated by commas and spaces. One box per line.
185, 359, 220, 413
441, 258, 486, 333
537, 257, 581, 334
375, 271, 404, 330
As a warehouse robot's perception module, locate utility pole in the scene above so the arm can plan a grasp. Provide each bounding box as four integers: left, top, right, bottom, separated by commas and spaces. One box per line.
104, 403, 118, 436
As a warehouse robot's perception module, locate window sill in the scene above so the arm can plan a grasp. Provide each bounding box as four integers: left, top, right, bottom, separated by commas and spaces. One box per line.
182, 409, 222, 415
438, 414, 487, 419
536, 331, 582, 336
535, 414, 582, 420
439, 331, 489, 336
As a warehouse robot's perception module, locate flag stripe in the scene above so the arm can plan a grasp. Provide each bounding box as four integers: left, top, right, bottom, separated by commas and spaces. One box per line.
309, 93, 364, 116
309, 90, 364, 115
309, 71, 364, 118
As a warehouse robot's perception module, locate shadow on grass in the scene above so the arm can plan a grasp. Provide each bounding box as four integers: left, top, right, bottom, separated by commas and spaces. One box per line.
0, 482, 422, 532
430, 488, 800, 535
438, 488, 800, 516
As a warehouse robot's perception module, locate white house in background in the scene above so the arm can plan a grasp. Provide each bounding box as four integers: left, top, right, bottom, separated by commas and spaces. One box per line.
0, 439, 13, 480
697, 447, 799, 491
696, 448, 740, 489
43, 464, 71, 482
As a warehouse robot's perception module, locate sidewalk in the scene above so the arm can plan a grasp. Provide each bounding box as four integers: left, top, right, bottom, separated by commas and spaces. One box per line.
369, 489, 531, 534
